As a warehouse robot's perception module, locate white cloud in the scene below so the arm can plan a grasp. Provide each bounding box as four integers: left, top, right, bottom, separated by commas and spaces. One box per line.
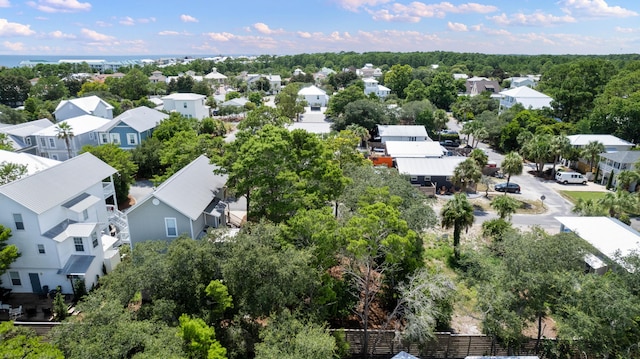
180, 14, 198, 23
561, 0, 638, 18
158, 30, 191, 36
297, 31, 312, 38
120, 16, 135, 26
27, 0, 91, 13
95, 20, 111, 27
253, 23, 284, 35
138, 17, 156, 24
0, 18, 36, 36
372, 1, 498, 22
80, 28, 115, 41
205, 32, 236, 42
0, 0, 10, 8
333, 0, 391, 11
448, 21, 468, 32
49, 30, 75, 39
489, 12, 576, 26
615, 26, 637, 33
3, 40, 25, 51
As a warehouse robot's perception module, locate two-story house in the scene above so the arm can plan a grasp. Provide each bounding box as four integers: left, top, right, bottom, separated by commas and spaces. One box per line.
567, 134, 635, 173
0, 153, 128, 294
95, 107, 168, 149
377, 125, 430, 143
298, 85, 329, 108
161, 93, 209, 120
499, 86, 552, 112
363, 78, 391, 98
34, 115, 111, 161
204, 68, 228, 85
53, 95, 114, 122
357, 64, 383, 78
0, 119, 54, 155
598, 151, 640, 189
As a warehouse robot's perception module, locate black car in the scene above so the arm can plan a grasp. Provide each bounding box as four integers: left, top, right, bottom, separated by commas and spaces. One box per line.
494, 182, 521, 193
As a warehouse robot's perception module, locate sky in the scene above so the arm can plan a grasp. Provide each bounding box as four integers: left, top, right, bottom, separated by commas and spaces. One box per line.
0, 0, 640, 56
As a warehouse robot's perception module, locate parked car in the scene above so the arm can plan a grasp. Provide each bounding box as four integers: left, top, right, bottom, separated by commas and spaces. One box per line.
494, 182, 521, 193
555, 171, 587, 185
439, 139, 459, 147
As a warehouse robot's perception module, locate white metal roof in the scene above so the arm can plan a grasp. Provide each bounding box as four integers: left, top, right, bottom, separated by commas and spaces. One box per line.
97, 106, 168, 133
500, 87, 552, 109
128, 155, 227, 221
555, 216, 640, 271
385, 141, 445, 158
34, 115, 112, 136
0, 118, 54, 137
396, 157, 466, 176
54, 95, 113, 113
161, 93, 206, 101
377, 125, 429, 138
298, 85, 327, 96
287, 122, 332, 134
0, 152, 116, 214
567, 134, 633, 147
0, 149, 60, 175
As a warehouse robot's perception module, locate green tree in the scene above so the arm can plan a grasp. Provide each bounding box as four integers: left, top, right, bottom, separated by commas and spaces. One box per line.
580, 140, 605, 173
252, 77, 271, 92
522, 133, 552, 174
55, 122, 74, 159
78, 81, 109, 97
332, 99, 391, 133
597, 190, 638, 218
30, 76, 68, 101
490, 195, 520, 220
440, 193, 474, 260
153, 112, 199, 142
178, 314, 227, 359
81, 144, 138, 205
275, 83, 306, 120
254, 312, 337, 359
345, 123, 370, 148
616, 170, 640, 192
452, 158, 481, 193
500, 152, 523, 191
433, 109, 448, 140
549, 135, 571, 177
469, 148, 488, 167
131, 137, 164, 178
52, 292, 67, 321
192, 80, 213, 97
426, 72, 457, 110
404, 79, 428, 101
326, 84, 366, 117
0, 74, 31, 107
0, 161, 28, 185
247, 92, 263, 106
0, 321, 63, 359
0, 225, 20, 284
384, 64, 413, 98
205, 280, 233, 320
572, 198, 606, 216
237, 106, 291, 133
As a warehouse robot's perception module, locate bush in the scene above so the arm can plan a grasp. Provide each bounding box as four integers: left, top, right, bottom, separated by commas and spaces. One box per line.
482, 218, 513, 241
53, 292, 67, 321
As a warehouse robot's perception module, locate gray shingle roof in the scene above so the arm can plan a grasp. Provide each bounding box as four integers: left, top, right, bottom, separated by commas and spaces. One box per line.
98, 106, 168, 133
132, 155, 227, 220
0, 152, 116, 214
600, 150, 640, 164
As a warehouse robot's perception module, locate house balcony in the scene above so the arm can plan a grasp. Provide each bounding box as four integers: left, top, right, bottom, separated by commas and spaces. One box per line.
106, 205, 130, 245
103, 181, 115, 199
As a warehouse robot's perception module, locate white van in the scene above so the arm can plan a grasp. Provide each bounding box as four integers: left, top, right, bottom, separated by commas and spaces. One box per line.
555, 171, 587, 185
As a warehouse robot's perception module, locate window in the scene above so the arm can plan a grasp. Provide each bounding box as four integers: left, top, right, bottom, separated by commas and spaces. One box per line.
13, 213, 24, 230
82, 209, 89, 220
39, 137, 46, 147
48, 138, 56, 148
183, 102, 188, 108
101, 133, 109, 144
165, 218, 178, 237
51, 154, 58, 160
409, 136, 417, 141
25, 137, 32, 145
110, 133, 120, 145
37, 244, 45, 254
9, 271, 20, 286
127, 133, 137, 145
410, 176, 418, 182
74, 237, 85, 252
92, 232, 99, 248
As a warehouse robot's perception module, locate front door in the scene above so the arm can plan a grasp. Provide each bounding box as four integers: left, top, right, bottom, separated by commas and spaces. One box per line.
28, 273, 42, 294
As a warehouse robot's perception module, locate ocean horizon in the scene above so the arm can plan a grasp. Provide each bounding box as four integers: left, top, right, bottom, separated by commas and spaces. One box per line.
0, 54, 252, 69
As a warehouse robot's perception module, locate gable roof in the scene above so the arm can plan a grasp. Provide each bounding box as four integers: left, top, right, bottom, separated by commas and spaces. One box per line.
567, 134, 633, 147
298, 85, 327, 96
34, 115, 112, 136
0, 149, 61, 175
600, 150, 640, 164
161, 93, 206, 101
500, 86, 550, 98
97, 106, 168, 133
0, 118, 54, 137
54, 95, 113, 114
377, 125, 429, 138
129, 155, 227, 221
0, 152, 116, 214
396, 157, 466, 176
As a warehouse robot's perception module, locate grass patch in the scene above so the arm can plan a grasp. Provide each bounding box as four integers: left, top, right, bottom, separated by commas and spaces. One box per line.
470, 195, 545, 215
560, 191, 607, 204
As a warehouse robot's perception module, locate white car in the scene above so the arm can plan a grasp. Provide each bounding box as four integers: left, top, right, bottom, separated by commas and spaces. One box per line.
555, 171, 587, 185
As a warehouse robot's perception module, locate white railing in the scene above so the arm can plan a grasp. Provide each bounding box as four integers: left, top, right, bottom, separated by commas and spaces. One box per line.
102, 182, 115, 198
106, 205, 130, 244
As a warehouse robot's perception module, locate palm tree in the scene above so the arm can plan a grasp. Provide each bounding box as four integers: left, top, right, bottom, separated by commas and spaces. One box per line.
491, 195, 520, 220
581, 140, 605, 174
500, 152, 524, 194
522, 133, 552, 174
616, 170, 640, 192
572, 198, 606, 217
346, 124, 370, 148
433, 109, 448, 141
550, 135, 571, 177
472, 127, 488, 148
55, 122, 74, 159
452, 158, 482, 193
598, 190, 638, 218
440, 193, 475, 260
469, 148, 488, 167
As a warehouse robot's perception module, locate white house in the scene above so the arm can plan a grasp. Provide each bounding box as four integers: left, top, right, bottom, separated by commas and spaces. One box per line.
0, 150, 60, 177
0, 153, 127, 294
161, 93, 209, 120
34, 115, 112, 161
363, 78, 391, 98
598, 151, 640, 189
204, 68, 228, 84
246, 74, 282, 94
568, 134, 634, 153
385, 141, 446, 158
298, 85, 329, 108
0, 119, 54, 155
556, 216, 640, 274
126, 156, 229, 246
357, 64, 383, 78
53, 95, 114, 122
499, 86, 552, 111
377, 125, 429, 143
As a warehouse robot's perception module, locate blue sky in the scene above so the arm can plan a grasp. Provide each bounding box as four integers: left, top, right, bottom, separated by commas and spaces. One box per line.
0, 0, 639, 56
